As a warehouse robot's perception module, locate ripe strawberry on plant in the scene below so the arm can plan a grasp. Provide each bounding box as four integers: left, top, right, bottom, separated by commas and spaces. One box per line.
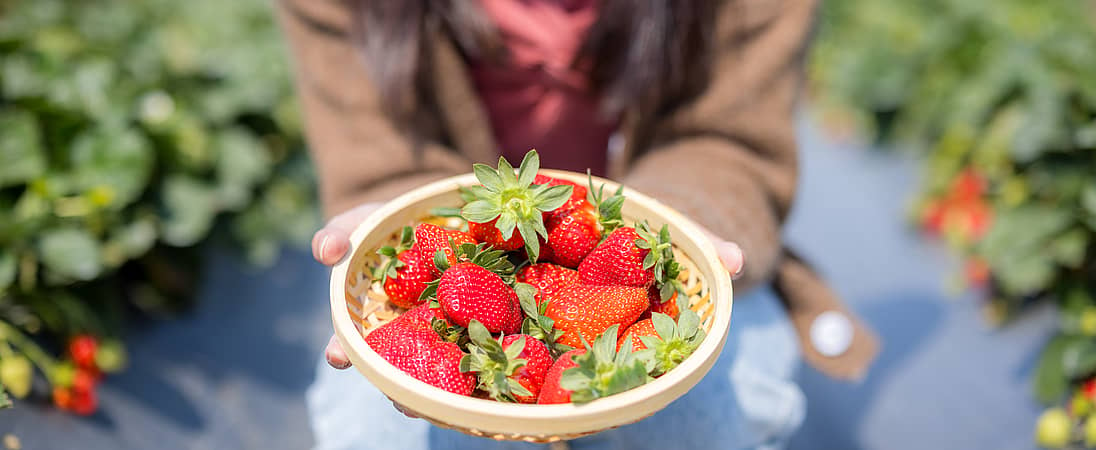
579, 222, 685, 302
69, 334, 99, 369
538, 325, 650, 404
460, 320, 553, 403
619, 310, 706, 377
376, 226, 436, 309
517, 263, 580, 306
460, 150, 575, 261
412, 223, 476, 277
542, 283, 649, 348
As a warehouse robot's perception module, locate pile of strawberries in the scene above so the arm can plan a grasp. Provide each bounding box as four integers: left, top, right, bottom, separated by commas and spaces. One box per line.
364, 151, 706, 404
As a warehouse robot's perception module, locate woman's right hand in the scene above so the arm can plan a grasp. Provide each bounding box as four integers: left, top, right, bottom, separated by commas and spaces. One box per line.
311, 202, 383, 370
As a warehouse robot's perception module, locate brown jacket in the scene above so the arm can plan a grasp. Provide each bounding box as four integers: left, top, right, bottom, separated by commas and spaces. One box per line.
276, 0, 877, 379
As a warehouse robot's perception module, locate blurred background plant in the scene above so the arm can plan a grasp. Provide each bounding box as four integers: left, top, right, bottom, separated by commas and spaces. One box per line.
0, 0, 316, 412
810, 0, 1096, 447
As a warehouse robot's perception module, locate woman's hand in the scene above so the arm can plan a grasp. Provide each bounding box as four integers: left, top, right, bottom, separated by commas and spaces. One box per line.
312, 202, 383, 370
703, 230, 746, 281
318, 208, 745, 370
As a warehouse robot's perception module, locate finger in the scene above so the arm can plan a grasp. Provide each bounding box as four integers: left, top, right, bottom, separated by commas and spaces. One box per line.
716, 241, 745, 280
700, 229, 745, 279
311, 227, 351, 266
391, 401, 421, 419
311, 203, 381, 266
325, 335, 352, 370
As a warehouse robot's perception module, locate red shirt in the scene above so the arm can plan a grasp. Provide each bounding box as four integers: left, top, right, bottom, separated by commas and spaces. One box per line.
470, 0, 616, 176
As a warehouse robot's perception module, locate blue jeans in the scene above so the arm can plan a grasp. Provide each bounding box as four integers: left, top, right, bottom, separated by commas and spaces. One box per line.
306, 287, 805, 450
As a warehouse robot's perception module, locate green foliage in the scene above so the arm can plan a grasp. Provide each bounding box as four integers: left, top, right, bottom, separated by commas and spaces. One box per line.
812, 0, 1096, 433
0, 0, 317, 397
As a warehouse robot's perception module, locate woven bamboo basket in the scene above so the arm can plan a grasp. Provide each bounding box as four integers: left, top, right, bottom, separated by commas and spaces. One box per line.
328, 170, 733, 442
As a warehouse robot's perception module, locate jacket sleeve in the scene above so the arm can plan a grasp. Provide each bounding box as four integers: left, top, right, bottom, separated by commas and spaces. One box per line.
623, 0, 816, 290
275, 0, 469, 219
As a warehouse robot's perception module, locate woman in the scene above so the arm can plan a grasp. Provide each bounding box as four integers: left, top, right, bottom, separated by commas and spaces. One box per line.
277, 0, 877, 448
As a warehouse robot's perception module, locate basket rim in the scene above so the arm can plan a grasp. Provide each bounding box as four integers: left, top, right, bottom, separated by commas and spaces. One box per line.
328, 170, 733, 432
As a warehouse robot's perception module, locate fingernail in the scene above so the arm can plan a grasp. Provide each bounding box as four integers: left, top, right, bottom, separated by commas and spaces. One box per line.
327, 354, 351, 370
732, 265, 744, 280
318, 234, 332, 262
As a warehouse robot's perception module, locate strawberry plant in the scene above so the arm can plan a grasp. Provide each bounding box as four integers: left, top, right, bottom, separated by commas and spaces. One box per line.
810, 0, 1096, 446
0, 0, 316, 412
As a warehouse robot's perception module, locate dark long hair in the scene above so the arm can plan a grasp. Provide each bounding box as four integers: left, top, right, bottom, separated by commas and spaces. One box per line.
351, 0, 716, 120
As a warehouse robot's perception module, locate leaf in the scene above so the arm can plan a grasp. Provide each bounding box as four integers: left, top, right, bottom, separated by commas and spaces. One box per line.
651, 312, 676, 341
467, 320, 494, 347
70, 126, 155, 208
516, 151, 538, 187
1062, 339, 1096, 379
216, 128, 272, 209
161, 175, 219, 247
461, 200, 501, 224
678, 309, 701, 337
532, 185, 573, 212
1050, 229, 1087, 269
0, 111, 45, 188
497, 156, 518, 186
1034, 334, 1074, 404
517, 221, 539, 262
515, 283, 539, 318
473, 164, 503, 192
37, 227, 103, 281
0, 249, 15, 290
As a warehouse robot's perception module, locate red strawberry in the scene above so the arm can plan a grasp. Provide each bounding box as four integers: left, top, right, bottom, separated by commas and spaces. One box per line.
382, 250, 436, 309
537, 349, 584, 404
385, 338, 476, 396
543, 284, 649, 348
640, 286, 679, 321
541, 203, 601, 268
538, 325, 651, 404
462, 321, 553, 403
579, 223, 684, 300
69, 387, 98, 415
517, 263, 580, 306
617, 311, 705, 376
69, 335, 99, 369
413, 224, 476, 277
436, 262, 523, 334
579, 227, 653, 287
364, 307, 475, 396
460, 151, 575, 261
618, 319, 656, 352
469, 218, 524, 251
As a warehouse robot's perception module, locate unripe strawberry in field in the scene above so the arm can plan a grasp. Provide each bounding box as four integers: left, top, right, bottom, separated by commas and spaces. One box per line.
0, 355, 32, 399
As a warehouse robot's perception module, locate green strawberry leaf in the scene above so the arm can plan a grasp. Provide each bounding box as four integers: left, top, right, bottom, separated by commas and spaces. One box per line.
516, 151, 539, 187
651, 312, 676, 341
473, 163, 504, 192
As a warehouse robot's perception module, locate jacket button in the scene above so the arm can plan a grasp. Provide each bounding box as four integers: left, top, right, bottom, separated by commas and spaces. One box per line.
810, 311, 853, 357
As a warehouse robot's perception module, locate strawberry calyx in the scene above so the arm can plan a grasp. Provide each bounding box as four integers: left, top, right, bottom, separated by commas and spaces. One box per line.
586, 171, 625, 236
558, 324, 651, 403
431, 317, 470, 349
635, 221, 686, 302
459, 320, 533, 402
420, 241, 518, 302
632, 310, 706, 377
374, 226, 415, 280
461, 150, 574, 261
515, 283, 570, 357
